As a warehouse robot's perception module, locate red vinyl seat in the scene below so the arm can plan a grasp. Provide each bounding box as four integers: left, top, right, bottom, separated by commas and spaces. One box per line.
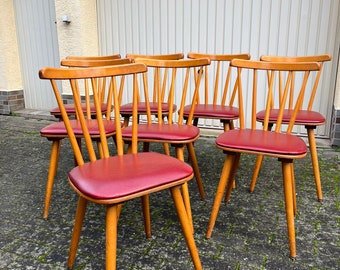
256, 109, 326, 125
69, 152, 193, 200
216, 129, 307, 156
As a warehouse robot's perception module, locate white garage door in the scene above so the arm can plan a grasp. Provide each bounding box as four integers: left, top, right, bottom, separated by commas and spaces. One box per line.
97, 0, 340, 138
14, 0, 60, 110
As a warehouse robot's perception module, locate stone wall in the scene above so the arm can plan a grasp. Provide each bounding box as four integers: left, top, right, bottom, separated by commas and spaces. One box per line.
0, 89, 25, 115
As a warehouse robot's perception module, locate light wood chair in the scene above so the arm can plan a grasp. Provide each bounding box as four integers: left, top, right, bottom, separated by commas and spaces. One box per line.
40, 58, 130, 219
250, 54, 332, 201
185, 52, 250, 131
121, 58, 210, 231
39, 63, 203, 270
206, 59, 321, 258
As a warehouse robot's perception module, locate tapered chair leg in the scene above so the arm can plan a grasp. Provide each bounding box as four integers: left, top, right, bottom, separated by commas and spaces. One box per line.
106, 205, 118, 270
281, 160, 296, 259
141, 195, 151, 238
290, 163, 297, 215
224, 153, 241, 202
68, 197, 88, 269
206, 154, 235, 239
307, 128, 322, 201
222, 121, 238, 190
249, 155, 264, 192
175, 146, 194, 232
163, 143, 170, 155
170, 186, 202, 270
43, 139, 62, 219
187, 142, 205, 199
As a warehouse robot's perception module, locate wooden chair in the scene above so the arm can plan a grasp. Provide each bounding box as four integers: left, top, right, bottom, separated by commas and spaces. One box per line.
250, 54, 332, 201
205, 59, 321, 258
121, 58, 210, 230
40, 58, 130, 219
39, 63, 203, 270
121, 53, 184, 127
185, 52, 250, 131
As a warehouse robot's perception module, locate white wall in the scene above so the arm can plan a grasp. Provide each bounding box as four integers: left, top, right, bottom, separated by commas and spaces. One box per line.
97, 0, 340, 137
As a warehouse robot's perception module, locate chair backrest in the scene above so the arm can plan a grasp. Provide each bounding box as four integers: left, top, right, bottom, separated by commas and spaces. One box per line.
126, 53, 184, 61
39, 63, 147, 164
60, 58, 133, 114
187, 52, 250, 106
60, 58, 131, 68
65, 54, 121, 60
126, 53, 184, 104
260, 55, 331, 111
133, 58, 211, 125
230, 59, 321, 133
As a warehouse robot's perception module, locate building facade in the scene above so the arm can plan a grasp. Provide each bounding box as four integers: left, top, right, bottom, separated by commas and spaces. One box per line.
1, 0, 340, 145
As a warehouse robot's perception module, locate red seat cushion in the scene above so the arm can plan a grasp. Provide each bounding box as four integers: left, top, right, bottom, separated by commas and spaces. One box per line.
183, 104, 239, 119
68, 152, 193, 200
256, 109, 326, 126
120, 102, 177, 114
40, 119, 117, 138
122, 124, 200, 141
216, 129, 307, 156
50, 103, 108, 117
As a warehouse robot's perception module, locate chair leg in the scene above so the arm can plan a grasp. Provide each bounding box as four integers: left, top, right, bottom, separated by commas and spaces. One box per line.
175, 146, 194, 233
141, 195, 151, 238
290, 163, 297, 215
106, 204, 118, 270
281, 160, 297, 258
206, 153, 237, 239
224, 153, 241, 202
163, 143, 170, 155
222, 120, 233, 131
68, 197, 88, 269
43, 139, 62, 219
187, 143, 205, 199
123, 115, 130, 127
307, 127, 323, 201
222, 121, 237, 190
249, 123, 273, 192
249, 155, 264, 192
170, 186, 202, 270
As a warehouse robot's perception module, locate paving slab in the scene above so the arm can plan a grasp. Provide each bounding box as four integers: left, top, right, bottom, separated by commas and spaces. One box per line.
0, 114, 339, 269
